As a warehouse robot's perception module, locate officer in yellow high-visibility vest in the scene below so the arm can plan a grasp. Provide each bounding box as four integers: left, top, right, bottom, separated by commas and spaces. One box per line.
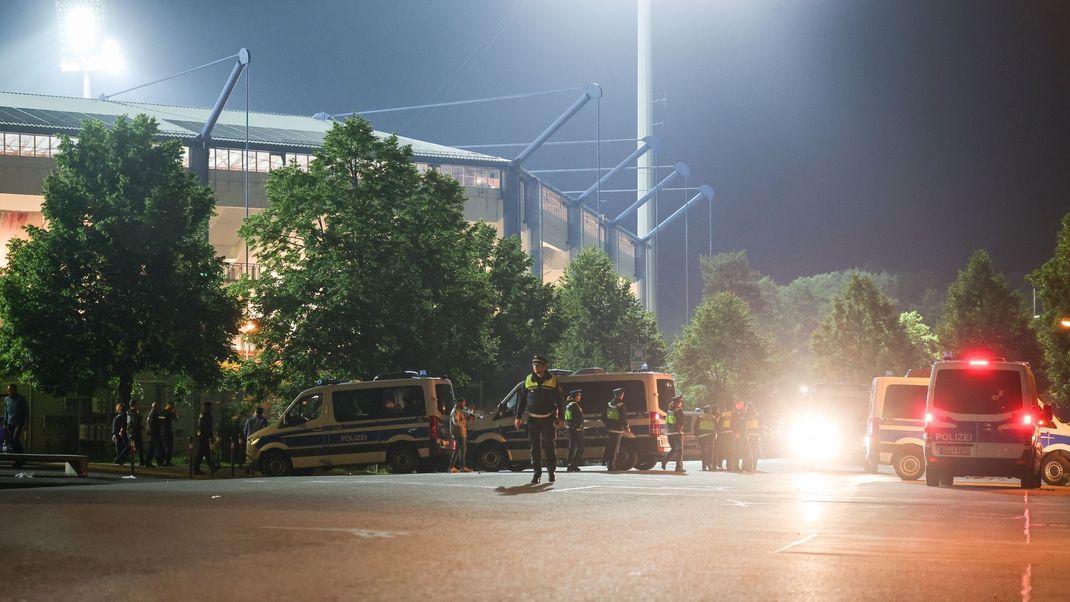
603, 388, 628, 470
564, 389, 585, 472
660, 395, 686, 473
744, 403, 761, 472
694, 405, 719, 471
514, 355, 564, 485
716, 405, 734, 471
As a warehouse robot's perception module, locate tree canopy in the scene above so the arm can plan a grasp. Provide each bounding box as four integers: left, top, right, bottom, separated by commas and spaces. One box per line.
811, 273, 915, 383
0, 115, 240, 405
938, 250, 1042, 372
1029, 214, 1070, 405
669, 292, 771, 408
552, 247, 664, 371
238, 117, 496, 392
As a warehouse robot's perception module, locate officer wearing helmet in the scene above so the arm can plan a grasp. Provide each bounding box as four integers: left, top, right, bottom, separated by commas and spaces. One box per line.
514, 355, 564, 484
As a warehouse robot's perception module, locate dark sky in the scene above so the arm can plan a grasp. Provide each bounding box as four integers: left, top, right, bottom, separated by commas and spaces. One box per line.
3, 1, 1069, 333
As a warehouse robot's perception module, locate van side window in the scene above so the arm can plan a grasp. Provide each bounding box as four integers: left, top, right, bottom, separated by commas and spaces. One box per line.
287, 393, 323, 424
576, 381, 647, 415
882, 385, 927, 420
498, 387, 520, 418
656, 379, 676, 412
376, 386, 426, 419
435, 383, 454, 415
332, 390, 378, 423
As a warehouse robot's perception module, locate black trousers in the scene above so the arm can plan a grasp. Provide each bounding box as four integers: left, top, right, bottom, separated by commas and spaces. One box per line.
7, 423, 24, 454
131, 434, 146, 465
699, 434, 714, 469
728, 433, 745, 472
567, 429, 584, 468
193, 439, 214, 473
662, 433, 683, 469
161, 430, 174, 464
113, 436, 130, 464
605, 431, 624, 470
526, 416, 557, 477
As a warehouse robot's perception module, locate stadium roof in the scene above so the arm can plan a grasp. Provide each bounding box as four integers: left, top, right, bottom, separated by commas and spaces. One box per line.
0, 90, 507, 164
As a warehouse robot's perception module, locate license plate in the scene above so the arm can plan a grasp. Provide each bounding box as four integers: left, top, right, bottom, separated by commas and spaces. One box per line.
938, 445, 971, 456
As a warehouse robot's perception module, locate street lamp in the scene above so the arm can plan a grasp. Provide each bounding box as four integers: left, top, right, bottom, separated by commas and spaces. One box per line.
238, 320, 258, 359
56, 0, 124, 98
1059, 317, 1070, 330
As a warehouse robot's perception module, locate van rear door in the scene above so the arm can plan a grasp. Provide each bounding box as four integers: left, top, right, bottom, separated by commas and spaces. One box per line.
930, 367, 1025, 453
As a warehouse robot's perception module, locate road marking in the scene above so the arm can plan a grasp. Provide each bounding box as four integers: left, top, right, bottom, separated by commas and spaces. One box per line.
262, 526, 408, 539
775, 531, 818, 554
1023, 491, 1031, 544
1021, 563, 1032, 602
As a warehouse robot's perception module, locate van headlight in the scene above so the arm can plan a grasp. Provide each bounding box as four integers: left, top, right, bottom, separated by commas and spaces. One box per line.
791, 418, 841, 459
247, 436, 260, 447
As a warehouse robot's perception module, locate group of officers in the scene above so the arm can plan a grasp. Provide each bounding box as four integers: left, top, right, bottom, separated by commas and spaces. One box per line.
515, 355, 761, 484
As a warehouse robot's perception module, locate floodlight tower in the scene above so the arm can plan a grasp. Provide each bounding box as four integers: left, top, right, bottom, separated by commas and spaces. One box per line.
637, 0, 656, 314
56, 0, 123, 98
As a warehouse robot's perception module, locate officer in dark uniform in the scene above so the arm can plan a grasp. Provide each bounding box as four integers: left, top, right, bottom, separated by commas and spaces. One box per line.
514, 355, 564, 484
160, 402, 177, 466
694, 405, 718, 471
603, 388, 628, 470
728, 400, 746, 472
717, 405, 734, 471
145, 401, 162, 468
564, 389, 585, 472
661, 395, 686, 472
112, 403, 129, 465
127, 401, 148, 467
193, 401, 216, 476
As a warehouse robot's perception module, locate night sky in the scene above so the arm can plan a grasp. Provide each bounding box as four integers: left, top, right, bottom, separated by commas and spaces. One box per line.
2, 1, 1068, 334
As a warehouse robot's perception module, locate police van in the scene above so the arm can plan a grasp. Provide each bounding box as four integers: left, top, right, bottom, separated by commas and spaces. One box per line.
467, 369, 675, 472
864, 375, 929, 480
924, 358, 1048, 488
247, 373, 455, 476
1039, 406, 1070, 485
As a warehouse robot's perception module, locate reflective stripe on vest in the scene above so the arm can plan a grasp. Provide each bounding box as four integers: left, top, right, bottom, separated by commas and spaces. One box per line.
525, 373, 559, 391
606, 404, 621, 421
666, 412, 677, 426
565, 402, 579, 421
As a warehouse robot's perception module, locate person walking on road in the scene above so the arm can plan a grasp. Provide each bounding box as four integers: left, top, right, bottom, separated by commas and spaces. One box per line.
193, 401, 216, 476
603, 388, 628, 471
159, 402, 177, 466
3, 384, 28, 462
661, 395, 686, 472
564, 389, 585, 472
145, 401, 163, 468
112, 403, 130, 465
745, 403, 761, 473
449, 398, 472, 473
514, 355, 564, 485
695, 405, 718, 471
243, 406, 269, 475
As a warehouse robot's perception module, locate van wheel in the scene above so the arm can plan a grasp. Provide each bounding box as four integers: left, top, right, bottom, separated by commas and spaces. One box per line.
477, 442, 507, 472
386, 444, 419, 474
940, 472, 954, 487
614, 443, 638, 471
925, 465, 940, 487
893, 448, 925, 481
261, 450, 292, 477
1041, 453, 1070, 486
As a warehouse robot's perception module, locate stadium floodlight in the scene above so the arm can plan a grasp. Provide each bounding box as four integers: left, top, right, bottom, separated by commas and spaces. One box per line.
56, 0, 123, 97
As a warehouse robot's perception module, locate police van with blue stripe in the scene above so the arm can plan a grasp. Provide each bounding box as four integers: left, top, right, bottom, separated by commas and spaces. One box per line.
467, 369, 675, 471
864, 375, 929, 480
247, 373, 454, 476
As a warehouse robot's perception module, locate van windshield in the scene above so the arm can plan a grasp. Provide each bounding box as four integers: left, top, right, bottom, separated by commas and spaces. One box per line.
933, 369, 1022, 414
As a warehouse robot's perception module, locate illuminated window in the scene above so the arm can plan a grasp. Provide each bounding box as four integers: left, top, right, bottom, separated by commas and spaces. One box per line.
429, 164, 501, 189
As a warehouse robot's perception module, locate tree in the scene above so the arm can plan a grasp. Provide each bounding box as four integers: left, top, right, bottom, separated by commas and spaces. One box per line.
699, 250, 771, 315
478, 233, 561, 392
1030, 215, 1070, 405
938, 250, 1042, 373
669, 292, 771, 408
238, 117, 495, 392
811, 273, 915, 384
899, 310, 940, 368
0, 116, 240, 406
552, 247, 665, 371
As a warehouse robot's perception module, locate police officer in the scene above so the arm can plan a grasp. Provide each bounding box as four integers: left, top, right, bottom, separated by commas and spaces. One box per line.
603, 388, 628, 471
744, 403, 761, 472
564, 389, 585, 472
243, 406, 269, 474
694, 405, 718, 471
112, 403, 129, 465
728, 400, 746, 472
145, 401, 163, 468
193, 401, 216, 476
661, 395, 686, 472
127, 401, 148, 467
713, 405, 729, 470
159, 402, 177, 466
514, 355, 564, 485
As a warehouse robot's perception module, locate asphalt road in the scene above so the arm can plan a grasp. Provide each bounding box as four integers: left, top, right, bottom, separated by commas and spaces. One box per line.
2, 459, 1068, 601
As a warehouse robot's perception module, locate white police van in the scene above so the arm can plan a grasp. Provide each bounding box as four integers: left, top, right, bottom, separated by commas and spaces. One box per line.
247, 373, 454, 476
467, 369, 675, 472
864, 375, 929, 480
924, 358, 1048, 488
1039, 406, 1070, 485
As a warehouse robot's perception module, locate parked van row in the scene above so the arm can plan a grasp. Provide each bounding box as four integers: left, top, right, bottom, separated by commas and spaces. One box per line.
245, 369, 676, 476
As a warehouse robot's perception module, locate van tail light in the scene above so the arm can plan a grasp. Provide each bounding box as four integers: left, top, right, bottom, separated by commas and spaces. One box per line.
649, 412, 664, 438
1023, 413, 1033, 426
429, 416, 449, 451
967, 359, 989, 367
925, 412, 933, 425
